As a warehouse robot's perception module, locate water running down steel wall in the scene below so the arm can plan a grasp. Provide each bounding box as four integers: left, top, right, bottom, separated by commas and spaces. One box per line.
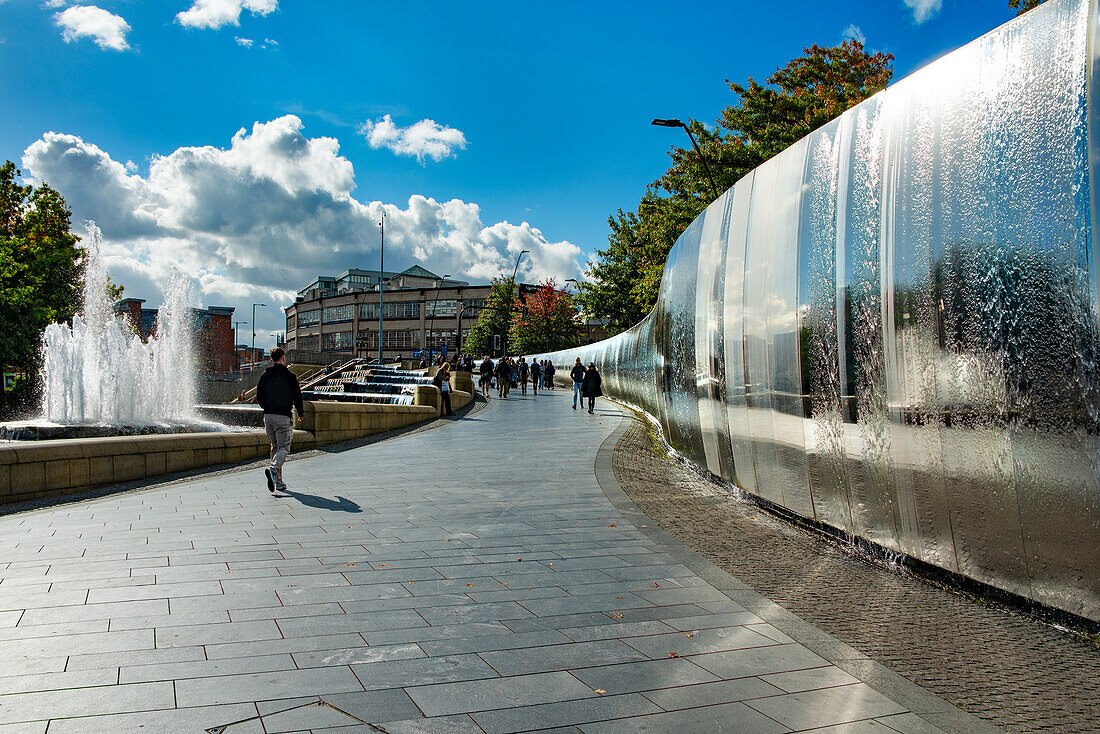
536, 0, 1100, 622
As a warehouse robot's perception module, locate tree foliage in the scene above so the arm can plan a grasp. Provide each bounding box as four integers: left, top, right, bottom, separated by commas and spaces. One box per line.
577, 40, 893, 335
510, 279, 580, 355
0, 161, 83, 375
464, 277, 517, 356
1008, 0, 1044, 14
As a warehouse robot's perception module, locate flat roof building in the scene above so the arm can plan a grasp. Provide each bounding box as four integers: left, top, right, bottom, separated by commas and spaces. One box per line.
284, 264, 529, 362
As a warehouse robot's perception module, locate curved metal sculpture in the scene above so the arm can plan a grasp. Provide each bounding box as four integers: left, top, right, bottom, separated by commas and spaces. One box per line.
537, 0, 1100, 622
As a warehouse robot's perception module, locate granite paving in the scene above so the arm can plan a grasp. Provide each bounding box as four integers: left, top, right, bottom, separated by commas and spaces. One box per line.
0, 390, 992, 732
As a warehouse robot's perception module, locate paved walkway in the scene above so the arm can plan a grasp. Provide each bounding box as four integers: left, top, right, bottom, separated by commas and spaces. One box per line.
0, 390, 992, 733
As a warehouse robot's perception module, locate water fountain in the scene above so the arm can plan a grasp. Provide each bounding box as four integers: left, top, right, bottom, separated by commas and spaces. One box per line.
0, 225, 218, 440
534, 0, 1100, 623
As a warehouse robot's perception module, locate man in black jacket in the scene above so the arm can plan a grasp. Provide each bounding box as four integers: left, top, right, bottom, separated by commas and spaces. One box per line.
570, 357, 586, 410
256, 347, 304, 493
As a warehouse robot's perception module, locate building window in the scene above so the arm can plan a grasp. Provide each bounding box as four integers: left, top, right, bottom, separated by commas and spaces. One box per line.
322, 331, 354, 351
360, 301, 420, 320
297, 335, 320, 352
425, 299, 458, 318
286, 315, 296, 330
298, 310, 321, 327
322, 304, 354, 323
426, 329, 457, 349
356, 330, 419, 350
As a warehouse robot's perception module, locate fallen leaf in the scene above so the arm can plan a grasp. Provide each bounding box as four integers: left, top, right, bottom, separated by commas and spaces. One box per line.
652, 583, 661, 589
465, 583, 475, 587
594, 689, 607, 695
341, 563, 357, 567
641, 525, 648, 528
616, 596, 624, 600
547, 563, 553, 566
685, 633, 695, 638
378, 564, 390, 567
608, 523, 616, 528
668, 652, 679, 658
611, 614, 623, 619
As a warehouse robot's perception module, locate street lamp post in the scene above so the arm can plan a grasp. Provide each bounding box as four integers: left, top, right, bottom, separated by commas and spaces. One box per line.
233, 320, 248, 372
251, 303, 266, 352
503, 250, 528, 359
565, 278, 590, 344
651, 118, 720, 199
428, 274, 452, 362
377, 210, 386, 364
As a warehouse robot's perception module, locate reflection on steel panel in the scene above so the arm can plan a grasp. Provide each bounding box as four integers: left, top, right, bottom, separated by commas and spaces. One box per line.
532, 0, 1100, 623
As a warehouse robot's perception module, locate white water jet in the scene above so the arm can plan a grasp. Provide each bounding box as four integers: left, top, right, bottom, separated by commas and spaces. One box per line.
40, 224, 199, 425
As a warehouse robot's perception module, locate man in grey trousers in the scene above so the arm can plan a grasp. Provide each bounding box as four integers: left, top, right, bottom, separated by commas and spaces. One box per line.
256, 347, 304, 493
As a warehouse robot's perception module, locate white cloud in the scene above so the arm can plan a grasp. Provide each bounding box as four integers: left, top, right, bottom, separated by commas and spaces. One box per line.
263, 37, 277, 46
22, 116, 582, 343
358, 115, 467, 164
176, 0, 277, 30
55, 5, 130, 51
902, 0, 942, 24
842, 24, 866, 45
234, 36, 253, 47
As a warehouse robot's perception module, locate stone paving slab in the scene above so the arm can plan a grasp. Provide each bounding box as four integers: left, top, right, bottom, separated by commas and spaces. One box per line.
0, 392, 986, 732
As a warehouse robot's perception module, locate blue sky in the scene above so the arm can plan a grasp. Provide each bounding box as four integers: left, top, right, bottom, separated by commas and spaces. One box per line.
1, 0, 1024, 345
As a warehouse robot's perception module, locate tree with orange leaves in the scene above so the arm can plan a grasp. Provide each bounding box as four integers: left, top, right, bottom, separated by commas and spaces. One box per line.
510, 279, 581, 355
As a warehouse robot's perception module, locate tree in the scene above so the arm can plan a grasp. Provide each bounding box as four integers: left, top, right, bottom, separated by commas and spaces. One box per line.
464, 277, 517, 356
510, 279, 581, 354
579, 40, 893, 335
1008, 0, 1044, 14
0, 162, 83, 396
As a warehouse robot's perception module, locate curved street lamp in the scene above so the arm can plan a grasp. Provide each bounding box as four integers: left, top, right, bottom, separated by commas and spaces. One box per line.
651, 118, 720, 199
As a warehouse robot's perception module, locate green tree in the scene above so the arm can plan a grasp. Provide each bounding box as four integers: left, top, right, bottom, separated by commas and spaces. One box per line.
1008, 0, 1044, 14
464, 277, 517, 356
578, 40, 893, 335
510, 279, 580, 354
0, 161, 84, 413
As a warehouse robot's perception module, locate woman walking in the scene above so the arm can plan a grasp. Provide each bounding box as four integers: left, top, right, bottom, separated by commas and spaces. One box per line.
581, 362, 602, 414
479, 356, 493, 398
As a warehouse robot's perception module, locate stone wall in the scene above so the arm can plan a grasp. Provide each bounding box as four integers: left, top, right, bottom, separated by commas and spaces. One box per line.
0, 398, 446, 506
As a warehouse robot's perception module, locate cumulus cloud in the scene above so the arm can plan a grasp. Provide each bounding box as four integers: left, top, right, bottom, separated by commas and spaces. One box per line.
55, 5, 130, 51
902, 0, 942, 24
842, 24, 866, 45
22, 116, 581, 343
358, 115, 467, 164
176, 0, 277, 30
234, 36, 253, 47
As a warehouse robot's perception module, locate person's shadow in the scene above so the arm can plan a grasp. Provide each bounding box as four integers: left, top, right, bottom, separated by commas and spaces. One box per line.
279, 489, 362, 513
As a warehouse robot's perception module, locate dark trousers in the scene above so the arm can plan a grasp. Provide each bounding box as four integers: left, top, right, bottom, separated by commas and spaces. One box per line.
588, 396, 595, 412
531, 376, 538, 395
442, 390, 453, 415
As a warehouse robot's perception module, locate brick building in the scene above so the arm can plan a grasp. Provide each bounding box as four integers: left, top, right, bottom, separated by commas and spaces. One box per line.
114, 299, 237, 373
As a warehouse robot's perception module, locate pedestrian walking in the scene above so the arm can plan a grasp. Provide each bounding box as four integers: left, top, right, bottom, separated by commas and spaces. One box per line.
518, 357, 529, 395
545, 360, 555, 389
433, 362, 455, 416
496, 357, 511, 398
256, 347, 304, 494
529, 358, 540, 396
570, 357, 585, 410
582, 362, 602, 414
479, 356, 493, 398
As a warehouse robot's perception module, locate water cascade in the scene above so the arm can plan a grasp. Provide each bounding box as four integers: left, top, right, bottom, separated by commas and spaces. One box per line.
39, 225, 199, 426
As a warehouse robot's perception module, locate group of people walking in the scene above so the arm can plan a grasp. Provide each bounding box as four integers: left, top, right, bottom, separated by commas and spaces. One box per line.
478, 356, 557, 398
474, 355, 602, 413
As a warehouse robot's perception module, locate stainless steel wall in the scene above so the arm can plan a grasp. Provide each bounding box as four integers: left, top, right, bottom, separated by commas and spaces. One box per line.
535, 0, 1100, 622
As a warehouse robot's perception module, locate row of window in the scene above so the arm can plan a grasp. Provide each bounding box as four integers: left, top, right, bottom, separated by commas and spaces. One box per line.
360, 301, 421, 320
298, 310, 321, 326
323, 304, 355, 323
357, 330, 421, 349
322, 331, 355, 351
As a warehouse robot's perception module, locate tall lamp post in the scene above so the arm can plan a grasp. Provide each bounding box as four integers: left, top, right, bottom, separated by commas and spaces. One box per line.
233, 320, 248, 372
427, 274, 451, 361
251, 303, 266, 353
651, 118, 720, 199
564, 278, 589, 344
503, 250, 528, 359
377, 210, 386, 364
